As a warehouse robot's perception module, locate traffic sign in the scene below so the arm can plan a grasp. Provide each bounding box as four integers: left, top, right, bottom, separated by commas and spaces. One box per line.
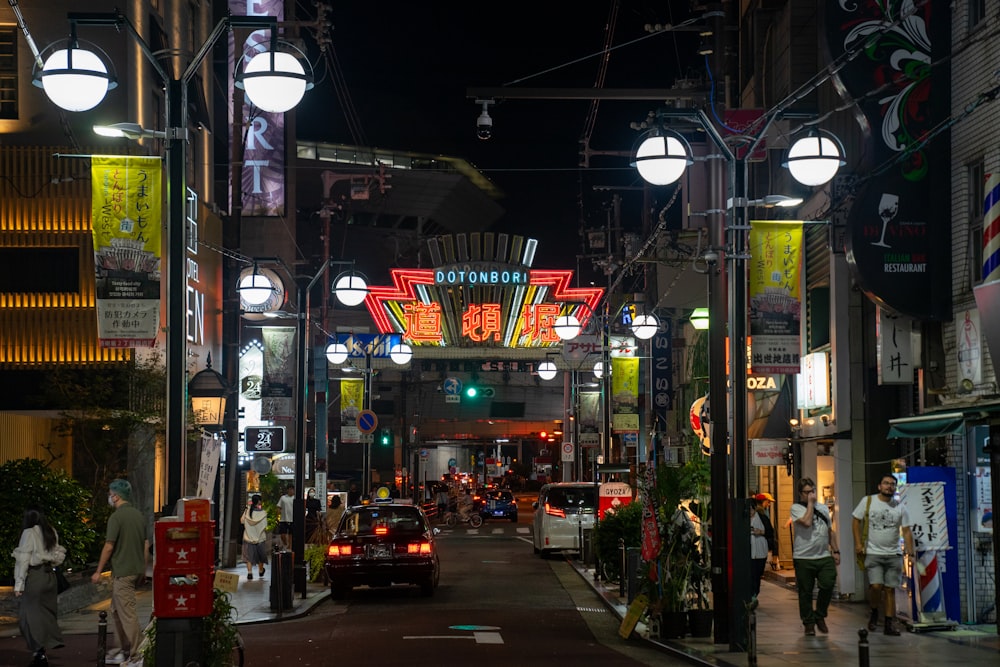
357, 409, 378, 434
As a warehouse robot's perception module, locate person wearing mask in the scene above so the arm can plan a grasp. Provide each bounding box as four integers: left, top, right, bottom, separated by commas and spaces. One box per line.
276, 484, 295, 550
241, 495, 268, 580
12, 508, 66, 666
852, 473, 915, 636
92, 479, 149, 665
790, 477, 840, 636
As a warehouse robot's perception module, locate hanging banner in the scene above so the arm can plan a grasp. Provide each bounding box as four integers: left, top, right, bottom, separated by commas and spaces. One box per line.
261, 327, 296, 421
195, 435, 221, 499
90, 155, 162, 348
650, 321, 673, 431
611, 357, 639, 432
640, 463, 661, 574
578, 391, 601, 447
749, 221, 803, 374
876, 307, 914, 385
339, 379, 365, 444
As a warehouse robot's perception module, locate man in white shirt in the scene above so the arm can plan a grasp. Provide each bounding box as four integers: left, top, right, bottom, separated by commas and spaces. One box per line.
277, 484, 296, 550
852, 473, 915, 636
790, 477, 840, 636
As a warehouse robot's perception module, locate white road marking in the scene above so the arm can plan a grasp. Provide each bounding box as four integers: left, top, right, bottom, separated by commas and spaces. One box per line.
403, 632, 504, 644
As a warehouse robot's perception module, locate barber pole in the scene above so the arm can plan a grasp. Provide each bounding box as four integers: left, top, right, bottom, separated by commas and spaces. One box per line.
982, 173, 1000, 282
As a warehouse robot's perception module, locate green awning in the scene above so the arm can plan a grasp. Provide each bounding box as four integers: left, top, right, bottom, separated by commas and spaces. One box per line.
886, 414, 965, 439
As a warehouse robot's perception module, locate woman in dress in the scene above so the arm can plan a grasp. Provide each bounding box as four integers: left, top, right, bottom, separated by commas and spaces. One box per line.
12, 508, 66, 666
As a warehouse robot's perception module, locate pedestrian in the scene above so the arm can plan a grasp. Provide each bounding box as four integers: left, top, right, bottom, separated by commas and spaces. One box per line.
749, 503, 768, 598
753, 492, 779, 569
789, 477, 840, 636
276, 484, 295, 550
12, 508, 67, 666
241, 495, 268, 580
92, 479, 149, 665
851, 473, 916, 636
304, 488, 322, 544
325, 495, 345, 538
346, 483, 361, 507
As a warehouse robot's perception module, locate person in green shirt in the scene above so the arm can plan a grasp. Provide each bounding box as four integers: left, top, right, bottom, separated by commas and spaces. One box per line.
91, 479, 149, 664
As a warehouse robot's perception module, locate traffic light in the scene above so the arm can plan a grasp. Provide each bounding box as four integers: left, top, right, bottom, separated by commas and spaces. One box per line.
379, 428, 392, 446
465, 385, 479, 399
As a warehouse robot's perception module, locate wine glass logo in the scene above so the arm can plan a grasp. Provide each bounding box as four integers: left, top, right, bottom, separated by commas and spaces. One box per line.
873, 193, 899, 248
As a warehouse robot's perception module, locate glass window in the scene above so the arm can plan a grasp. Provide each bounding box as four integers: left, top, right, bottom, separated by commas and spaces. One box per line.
969, 0, 986, 29
968, 160, 985, 290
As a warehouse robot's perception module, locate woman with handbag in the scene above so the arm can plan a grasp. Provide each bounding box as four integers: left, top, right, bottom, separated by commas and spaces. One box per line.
12, 507, 66, 666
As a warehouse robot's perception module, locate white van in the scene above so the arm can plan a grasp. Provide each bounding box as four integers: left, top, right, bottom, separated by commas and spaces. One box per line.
531, 482, 598, 555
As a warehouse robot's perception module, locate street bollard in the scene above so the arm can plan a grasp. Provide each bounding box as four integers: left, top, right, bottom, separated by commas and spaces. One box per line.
858, 628, 869, 667
97, 610, 107, 667
618, 538, 626, 598
746, 596, 758, 666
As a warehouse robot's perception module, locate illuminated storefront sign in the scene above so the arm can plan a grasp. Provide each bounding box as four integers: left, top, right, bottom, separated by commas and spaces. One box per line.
364, 267, 603, 348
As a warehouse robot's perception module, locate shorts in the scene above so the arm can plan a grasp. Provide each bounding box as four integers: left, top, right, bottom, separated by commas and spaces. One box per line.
864, 553, 903, 588
277, 521, 293, 535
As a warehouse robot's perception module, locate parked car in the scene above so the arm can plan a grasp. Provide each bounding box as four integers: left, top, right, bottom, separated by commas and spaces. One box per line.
532, 482, 598, 556
324, 503, 440, 598
480, 488, 518, 522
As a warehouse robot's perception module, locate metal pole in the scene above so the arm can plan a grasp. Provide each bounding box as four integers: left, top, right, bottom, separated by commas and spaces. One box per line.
292, 282, 309, 596
364, 350, 372, 497
165, 76, 186, 512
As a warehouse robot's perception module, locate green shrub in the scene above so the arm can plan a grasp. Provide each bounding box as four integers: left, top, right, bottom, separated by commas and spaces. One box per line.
0, 458, 96, 582
592, 499, 643, 580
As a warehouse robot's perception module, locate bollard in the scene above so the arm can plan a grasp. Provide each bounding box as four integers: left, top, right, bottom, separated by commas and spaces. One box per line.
858, 628, 869, 667
618, 538, 626, 598
97, 610, 108, 667
746, 596, 758, 666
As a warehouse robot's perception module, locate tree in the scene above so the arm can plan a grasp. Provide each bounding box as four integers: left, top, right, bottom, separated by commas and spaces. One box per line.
0, 458, 96, 581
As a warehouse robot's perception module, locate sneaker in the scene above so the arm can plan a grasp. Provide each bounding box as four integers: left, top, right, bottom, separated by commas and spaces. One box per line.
804, 624, 816, 636
247, 573, 253, 580
867, 608, 879, 631
884, 618, 901, 636
105, 650, 126, 665
815, 617, 829, 633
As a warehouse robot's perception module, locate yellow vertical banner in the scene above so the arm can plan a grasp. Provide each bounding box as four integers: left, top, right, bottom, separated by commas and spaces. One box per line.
91, 155, 163, 348
748, 221, 803, 374
339, 379, 365, 443
611, 356, 639, 432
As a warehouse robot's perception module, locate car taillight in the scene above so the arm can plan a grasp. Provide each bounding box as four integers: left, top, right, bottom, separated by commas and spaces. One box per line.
544, 503, 566, 518
374, 526, 389, 535
328, 544, 353, 557
407, 542, 432, 555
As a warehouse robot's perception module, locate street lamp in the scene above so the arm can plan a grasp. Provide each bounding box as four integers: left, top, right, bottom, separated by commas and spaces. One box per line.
35, 10, 313, 514
188, 352, 229, 431
634, 109, 843, 649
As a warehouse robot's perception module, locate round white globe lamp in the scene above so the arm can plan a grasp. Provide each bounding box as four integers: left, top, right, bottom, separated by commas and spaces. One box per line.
553, 315, 581, 341
240, 51, 310, 113
40, 47, 113, 112
537, 361, 558, 381
325, 342, 349, 365
783, 131, 846, 187
631, 314, 659, 340
333, 273, 368, 307
389, 343, 413, 365
633, 131, 693, 186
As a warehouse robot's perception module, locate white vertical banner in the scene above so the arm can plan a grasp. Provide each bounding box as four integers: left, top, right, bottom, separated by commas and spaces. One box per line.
956, 308, 982, 387
196, 435, 222, 499
876, 306, 914, 385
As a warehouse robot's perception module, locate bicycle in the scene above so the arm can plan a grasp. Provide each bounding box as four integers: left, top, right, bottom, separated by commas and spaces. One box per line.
442, 506, 483, 528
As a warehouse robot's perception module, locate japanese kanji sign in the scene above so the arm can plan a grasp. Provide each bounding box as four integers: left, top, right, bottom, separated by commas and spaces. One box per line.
90, 155, 162, 348
749, 221, 804, 374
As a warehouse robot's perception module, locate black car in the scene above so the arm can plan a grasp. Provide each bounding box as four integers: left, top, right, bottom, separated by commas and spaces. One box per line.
324, 503, 440, 598
480, 489, 518, 522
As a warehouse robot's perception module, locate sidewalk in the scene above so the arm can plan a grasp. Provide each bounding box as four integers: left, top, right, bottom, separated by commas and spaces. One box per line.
574, 560, 1000, 667
0, 564, 329, 639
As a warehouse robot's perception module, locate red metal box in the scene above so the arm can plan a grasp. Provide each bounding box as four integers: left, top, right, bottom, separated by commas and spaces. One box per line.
154, 521, 215, 572
152, 569, 214, 618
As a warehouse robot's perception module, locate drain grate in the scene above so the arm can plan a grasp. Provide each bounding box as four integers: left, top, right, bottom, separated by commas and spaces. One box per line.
577, 606, 608, 613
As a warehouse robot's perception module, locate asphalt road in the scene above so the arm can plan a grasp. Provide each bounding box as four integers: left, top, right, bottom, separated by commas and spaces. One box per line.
1, 496, 678, 667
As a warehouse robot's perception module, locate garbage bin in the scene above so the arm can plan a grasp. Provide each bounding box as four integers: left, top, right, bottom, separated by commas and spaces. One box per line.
626, 547, 642, 604
269, 550, 293, 611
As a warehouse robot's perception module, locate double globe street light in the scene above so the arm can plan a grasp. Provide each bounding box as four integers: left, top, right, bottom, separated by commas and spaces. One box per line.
632, 110, 844, 650
34, 11, 314, 513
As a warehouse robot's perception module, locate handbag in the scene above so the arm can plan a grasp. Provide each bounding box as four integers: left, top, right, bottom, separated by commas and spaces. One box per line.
856, 495, 871, 571
54, 566, 71, 594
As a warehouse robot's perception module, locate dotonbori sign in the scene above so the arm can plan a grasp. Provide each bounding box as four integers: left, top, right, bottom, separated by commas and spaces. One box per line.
434, 262, 529, 286
363, 263, 603, 348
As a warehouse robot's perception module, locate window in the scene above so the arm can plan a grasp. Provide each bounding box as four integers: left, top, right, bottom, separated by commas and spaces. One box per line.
969, 0, 986, 29
0, 248, 80, 292
968, 160, 985, 290
0, 26, 17, 120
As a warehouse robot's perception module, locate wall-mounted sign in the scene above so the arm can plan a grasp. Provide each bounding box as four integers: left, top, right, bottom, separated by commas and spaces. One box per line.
797, 352, 830, 409
244, 426, 286, 453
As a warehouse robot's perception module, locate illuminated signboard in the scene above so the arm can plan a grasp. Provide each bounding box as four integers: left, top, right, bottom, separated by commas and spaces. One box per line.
363, 267, 603, 348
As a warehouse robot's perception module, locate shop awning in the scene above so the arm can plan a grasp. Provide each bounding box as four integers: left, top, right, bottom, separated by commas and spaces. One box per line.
886, 412, 965, 439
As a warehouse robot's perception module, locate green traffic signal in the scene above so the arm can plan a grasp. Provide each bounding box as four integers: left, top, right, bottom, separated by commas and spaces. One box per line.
465, 385, 479, 399
380, 429, 391, 446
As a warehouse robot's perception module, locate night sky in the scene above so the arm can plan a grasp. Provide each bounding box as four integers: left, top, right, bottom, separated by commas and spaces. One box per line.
295, 2, 701, 270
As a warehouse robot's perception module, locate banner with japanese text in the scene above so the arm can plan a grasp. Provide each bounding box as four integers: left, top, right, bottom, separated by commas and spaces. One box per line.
339, 379, 365, 444
90, 155, 162, 348
611, 357, 639, 432
749, 221, 803, 374
261, 327, 296, 421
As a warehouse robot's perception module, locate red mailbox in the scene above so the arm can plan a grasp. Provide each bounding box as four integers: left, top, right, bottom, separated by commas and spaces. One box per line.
153, 520, 215, 618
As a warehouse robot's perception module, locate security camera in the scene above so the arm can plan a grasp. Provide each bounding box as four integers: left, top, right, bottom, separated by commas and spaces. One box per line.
476, 99, 494, 141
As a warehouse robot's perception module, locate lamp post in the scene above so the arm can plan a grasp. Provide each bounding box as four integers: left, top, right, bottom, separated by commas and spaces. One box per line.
36, 10, 312, 513
634, 111, 844, 648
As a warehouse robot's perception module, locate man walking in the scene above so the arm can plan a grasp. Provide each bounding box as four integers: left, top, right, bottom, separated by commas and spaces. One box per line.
790, 477, 840, 636
852, 473, 915, 636
277, 484, 296, 550
91, 479, 149, 664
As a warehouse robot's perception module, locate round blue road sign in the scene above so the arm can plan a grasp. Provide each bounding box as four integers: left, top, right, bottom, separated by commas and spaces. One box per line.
357, 409, 378, 434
